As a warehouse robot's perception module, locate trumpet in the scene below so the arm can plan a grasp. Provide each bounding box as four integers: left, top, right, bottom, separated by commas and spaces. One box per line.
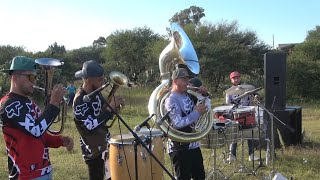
33, 85, 69, 102
34, 58, 66, 135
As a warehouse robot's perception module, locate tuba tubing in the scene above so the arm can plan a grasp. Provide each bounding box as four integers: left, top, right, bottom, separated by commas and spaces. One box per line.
148, 23, 214, 143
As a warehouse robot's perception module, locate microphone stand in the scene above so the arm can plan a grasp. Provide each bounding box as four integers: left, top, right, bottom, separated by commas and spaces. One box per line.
105, 102, 176, 180
254, 99, 266, 172
253, 97, 294, 179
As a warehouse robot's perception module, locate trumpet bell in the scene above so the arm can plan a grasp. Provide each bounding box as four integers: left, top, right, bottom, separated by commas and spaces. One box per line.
109, 71, 130, 87
35, 58, 64, 68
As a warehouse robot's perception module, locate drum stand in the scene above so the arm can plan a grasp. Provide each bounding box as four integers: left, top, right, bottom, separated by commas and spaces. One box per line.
105, 102, 176, 180
237, 128, 254, 174
206, 128, 227, 180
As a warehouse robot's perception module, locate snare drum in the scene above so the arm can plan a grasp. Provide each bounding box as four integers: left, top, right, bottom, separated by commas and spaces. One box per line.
109, 133, 149, 180
233, 106, 257, 129
213, 105, 234, 120
138, 128, 164, 180
200, 119, 226, 149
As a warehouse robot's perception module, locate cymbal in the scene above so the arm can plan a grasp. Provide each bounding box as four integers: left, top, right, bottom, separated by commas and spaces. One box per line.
225, 84, 256, 95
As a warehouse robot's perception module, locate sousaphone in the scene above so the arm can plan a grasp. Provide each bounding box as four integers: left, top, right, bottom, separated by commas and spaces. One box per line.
148, 23, 213, 142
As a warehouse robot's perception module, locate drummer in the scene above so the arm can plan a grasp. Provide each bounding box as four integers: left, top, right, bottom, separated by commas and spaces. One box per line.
226, 71, 259, 162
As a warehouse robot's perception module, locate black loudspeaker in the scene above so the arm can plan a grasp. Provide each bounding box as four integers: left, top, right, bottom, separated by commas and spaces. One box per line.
264, 52, 287, 110
286, 106, 302, 144
265, 106, 302, 147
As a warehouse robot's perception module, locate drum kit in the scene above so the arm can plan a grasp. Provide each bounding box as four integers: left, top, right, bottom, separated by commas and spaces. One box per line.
203, 84, 266, 179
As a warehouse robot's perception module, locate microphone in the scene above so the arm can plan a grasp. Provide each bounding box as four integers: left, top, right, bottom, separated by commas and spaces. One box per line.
134, 114, 156, 132
83, 83, 110, 102
157, 111, 171, 126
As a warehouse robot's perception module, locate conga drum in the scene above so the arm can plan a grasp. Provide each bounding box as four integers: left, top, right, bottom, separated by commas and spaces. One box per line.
109, 133, 149, 180
138, 128, 164, 180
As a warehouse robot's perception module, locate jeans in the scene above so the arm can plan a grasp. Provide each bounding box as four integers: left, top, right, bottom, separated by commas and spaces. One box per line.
31, 171, 53, 180
230, 139, 254, 156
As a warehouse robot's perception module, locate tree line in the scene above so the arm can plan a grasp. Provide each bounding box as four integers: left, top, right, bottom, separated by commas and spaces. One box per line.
0, 6, 319, 101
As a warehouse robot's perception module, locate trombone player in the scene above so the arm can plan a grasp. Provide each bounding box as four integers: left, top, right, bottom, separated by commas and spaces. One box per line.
73, 60, 124, 180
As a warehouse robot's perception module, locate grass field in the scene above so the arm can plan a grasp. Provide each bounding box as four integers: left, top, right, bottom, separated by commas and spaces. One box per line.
1, 87, 320, 180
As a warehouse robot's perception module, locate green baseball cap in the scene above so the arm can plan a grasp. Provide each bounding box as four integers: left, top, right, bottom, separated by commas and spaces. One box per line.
1, 56, 36, 74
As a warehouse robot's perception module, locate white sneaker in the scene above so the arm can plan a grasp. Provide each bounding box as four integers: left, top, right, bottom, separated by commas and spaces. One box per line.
249, 154, 260, 161
227, 154, 236, 162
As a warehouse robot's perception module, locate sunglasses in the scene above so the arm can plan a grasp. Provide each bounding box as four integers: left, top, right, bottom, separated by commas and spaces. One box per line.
14, 73, 37, 82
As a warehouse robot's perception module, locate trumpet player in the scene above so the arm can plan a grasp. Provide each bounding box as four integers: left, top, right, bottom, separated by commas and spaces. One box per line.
0, 56, 74, 180
165, 67, 208, 180
73, 60, 124, 180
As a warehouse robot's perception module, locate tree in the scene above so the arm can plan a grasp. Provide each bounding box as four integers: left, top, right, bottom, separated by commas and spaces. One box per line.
47, 42, 66, 55
169, 6, 205, 27
93, 36, 107, 48
286, 25, 320, 99
0, 45, 30, 96
185, 21, 269, 93
101, 27, 163, 84
305, 26, 320, 41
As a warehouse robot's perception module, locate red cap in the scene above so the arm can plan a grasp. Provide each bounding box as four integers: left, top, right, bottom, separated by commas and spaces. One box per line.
230, 71, 240, 79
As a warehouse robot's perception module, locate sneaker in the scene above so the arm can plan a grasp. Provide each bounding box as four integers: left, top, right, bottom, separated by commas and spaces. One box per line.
249, 154, 260, 161
227, 154, 236, 162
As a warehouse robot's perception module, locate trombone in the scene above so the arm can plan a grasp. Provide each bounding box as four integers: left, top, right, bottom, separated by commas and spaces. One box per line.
82, 71, 131, 128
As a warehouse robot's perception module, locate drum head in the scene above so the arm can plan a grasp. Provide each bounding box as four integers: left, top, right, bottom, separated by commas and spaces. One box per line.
233, 106, 254, 113
213, 105, 234, 113
138, 128, 163, 137
109, 133, 145, 144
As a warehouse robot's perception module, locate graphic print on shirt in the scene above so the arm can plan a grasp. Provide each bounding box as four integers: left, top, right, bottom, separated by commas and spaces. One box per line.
5, 101, 23, 118
92, 95, 102, 116
7, 152, 20, 179
74, 103, 89, 116
6, 100, 47, 136
80, 137, 92, 154
26, 101, 41, 118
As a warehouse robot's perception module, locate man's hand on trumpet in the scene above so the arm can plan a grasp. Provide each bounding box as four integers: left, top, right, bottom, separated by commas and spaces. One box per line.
50, 84, 67, 107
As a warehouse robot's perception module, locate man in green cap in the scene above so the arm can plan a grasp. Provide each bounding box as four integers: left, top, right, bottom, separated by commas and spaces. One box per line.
0, 56, 74, 180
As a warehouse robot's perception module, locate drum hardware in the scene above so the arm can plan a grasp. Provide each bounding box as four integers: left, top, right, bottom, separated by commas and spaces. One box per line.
225, 84, 256, 95
106, 101, 175, 180
231, 87, 263, 104
254, 103, 266, 172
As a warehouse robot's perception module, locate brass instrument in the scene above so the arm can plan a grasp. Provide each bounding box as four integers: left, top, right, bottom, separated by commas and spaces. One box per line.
35, 58, 66, 135
148, 23, 214, 143
82, 71, 130, 128
105, 71, 130, 128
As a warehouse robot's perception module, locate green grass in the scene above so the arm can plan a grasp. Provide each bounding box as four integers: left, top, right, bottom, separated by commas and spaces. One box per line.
1, 87, 320, 179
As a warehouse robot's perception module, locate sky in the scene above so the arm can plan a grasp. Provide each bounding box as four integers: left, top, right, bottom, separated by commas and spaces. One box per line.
1, 0, 319, 52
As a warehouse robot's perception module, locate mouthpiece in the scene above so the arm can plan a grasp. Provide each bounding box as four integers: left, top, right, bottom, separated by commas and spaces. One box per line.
187, 86, 200, 91
33, 85, 45, 91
